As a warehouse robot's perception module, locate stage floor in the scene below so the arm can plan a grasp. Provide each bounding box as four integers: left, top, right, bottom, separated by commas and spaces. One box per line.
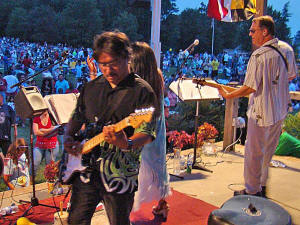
1, 142, 300, 225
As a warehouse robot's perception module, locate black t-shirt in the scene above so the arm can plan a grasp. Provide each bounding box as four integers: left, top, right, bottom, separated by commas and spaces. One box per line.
71, 73, 158, 193
0, 104, 16, 140
73, 73, 158, 137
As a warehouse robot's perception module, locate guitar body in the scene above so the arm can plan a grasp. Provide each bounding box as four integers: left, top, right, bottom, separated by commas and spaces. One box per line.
60, 153, 86, 184
58, 108, 154, 185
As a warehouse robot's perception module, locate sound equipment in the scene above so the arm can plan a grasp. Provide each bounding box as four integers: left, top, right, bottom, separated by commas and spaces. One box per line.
208, 195, 291, 225
14, 86, 48, 120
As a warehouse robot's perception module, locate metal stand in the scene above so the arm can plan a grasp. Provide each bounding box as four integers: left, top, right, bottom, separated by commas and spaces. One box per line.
17, 120, 59, 220
192, 101, 213, 173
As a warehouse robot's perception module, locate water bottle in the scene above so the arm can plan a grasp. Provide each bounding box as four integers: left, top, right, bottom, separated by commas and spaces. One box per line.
186, 154, 193, 174
179, 156, 186, 171
11, 204, 19, 213
0, 204, 19, 215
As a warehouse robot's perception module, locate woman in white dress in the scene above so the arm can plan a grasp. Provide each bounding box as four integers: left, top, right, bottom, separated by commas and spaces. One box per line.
130, 42, 171, 219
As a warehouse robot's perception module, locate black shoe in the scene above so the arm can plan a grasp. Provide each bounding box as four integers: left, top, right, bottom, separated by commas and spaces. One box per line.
234, 189, 262, 197
261, 186, 267, 198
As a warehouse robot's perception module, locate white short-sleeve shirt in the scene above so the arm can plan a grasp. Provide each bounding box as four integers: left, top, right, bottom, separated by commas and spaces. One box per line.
244, 38, 298, 126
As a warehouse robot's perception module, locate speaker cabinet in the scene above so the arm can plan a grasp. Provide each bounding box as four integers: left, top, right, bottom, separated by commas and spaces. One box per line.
14, 86, 48, 119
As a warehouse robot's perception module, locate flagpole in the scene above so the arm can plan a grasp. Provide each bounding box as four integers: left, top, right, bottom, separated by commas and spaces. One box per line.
211, 18, 215, 56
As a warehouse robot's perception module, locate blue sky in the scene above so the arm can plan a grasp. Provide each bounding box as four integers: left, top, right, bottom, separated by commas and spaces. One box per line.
175, 0, 299, 37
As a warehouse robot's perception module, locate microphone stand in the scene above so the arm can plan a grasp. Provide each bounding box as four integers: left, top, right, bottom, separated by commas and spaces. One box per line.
11, 51, 69, 89
168, 47, 197, 180
170, 47, 213, 173
174, 48, 194, 79
12, 53, 69, 223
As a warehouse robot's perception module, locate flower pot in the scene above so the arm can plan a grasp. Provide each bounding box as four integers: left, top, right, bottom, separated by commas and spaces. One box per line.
47, 182, 55, 194
202, 139, 217, 155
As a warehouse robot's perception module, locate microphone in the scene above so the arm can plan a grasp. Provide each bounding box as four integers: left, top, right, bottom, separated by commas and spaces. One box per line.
183, 39, 199, 54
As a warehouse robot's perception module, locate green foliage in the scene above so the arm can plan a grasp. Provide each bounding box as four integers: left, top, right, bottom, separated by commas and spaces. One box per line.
112, 11, 142, 41
283, 113, 300, 140
167, 100, 225, 141
0, 0, 296, 52
267, 3, 292, 45
28, 6, 60, 43
0, 1, 17, 36
60, 0, 102, 46
5, 7, 30, 40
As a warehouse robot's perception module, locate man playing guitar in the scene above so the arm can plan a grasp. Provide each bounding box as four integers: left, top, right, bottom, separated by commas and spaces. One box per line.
63, 31, 158, 225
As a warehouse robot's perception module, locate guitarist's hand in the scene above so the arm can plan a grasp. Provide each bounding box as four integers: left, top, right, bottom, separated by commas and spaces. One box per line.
218, 86, 229, 99
64, 135, 82, 156
103, 125, 128, 149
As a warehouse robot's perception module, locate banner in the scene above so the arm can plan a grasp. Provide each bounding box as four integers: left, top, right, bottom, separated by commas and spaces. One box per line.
207, 0, 257, 22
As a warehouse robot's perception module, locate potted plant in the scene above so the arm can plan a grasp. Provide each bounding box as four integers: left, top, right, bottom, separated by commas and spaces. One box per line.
197, 122, 219, 155
44, 160, 59, 193
198, 122, 218, 141
167, 130, 193, 175
167, 130, 192, 150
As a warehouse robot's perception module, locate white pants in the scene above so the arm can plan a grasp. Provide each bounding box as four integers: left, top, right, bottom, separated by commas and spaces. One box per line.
244, 118, 283, 194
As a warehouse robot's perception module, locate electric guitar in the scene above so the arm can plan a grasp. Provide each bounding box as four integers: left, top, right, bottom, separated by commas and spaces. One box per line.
192, 78, 239, 92
59, 107, 154, 184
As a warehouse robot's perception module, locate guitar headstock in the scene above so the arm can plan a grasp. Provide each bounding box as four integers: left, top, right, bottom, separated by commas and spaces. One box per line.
192, 78, 206, 86
127, 107, 155, 128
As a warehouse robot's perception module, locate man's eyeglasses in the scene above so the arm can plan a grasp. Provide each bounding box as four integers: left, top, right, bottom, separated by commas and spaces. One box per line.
249, 28, 262, 34
98, 59, 120, 68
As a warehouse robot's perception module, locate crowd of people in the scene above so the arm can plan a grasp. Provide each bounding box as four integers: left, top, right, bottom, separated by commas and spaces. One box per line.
0, 14, 299, 225
161, 47, 249, 86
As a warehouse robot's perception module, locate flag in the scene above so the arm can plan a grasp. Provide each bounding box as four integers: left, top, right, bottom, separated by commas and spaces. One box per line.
207, 0, 257, 22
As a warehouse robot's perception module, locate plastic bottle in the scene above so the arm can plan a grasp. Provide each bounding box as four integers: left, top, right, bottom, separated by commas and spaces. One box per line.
186, 154, 193, 174
11, 204, 19, 213
0, 204, 19, 215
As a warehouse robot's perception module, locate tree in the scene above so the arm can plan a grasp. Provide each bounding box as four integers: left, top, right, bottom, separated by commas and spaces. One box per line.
112, 11, 142, 41
293, 30, 300, 60
96, 0, 127, 31
5, 8, 31, 40
60, 0, 103, 46
267, 3, 292, 44
27, 6, 60, 43
161, 0, 178, 20
0, 2, 18, 36
160, 14, 180, 51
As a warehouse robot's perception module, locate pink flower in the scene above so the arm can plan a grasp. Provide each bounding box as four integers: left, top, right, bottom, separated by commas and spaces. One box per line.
168, 130, 193, 149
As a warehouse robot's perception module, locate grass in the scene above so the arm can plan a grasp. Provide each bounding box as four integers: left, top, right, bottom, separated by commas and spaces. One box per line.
0, 72, 75, 192
0, 119, 64, 192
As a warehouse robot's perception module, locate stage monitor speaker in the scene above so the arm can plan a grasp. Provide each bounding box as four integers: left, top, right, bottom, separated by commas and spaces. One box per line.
14, 86, 48, 120
208, 195, 291, 225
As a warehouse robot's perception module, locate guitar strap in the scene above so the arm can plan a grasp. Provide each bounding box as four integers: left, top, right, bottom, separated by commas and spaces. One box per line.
264, 44, 288, 71
264, 44, 288, 85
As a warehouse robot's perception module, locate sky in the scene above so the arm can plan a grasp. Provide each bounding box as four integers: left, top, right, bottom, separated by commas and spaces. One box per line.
175, 0, 299, 37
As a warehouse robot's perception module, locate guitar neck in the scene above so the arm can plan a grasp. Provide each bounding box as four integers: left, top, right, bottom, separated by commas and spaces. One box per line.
81, 118, 129, 154
203, 81, 238, 92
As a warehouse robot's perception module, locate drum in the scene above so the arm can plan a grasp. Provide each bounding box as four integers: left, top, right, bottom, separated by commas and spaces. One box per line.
208, 195, 291, 225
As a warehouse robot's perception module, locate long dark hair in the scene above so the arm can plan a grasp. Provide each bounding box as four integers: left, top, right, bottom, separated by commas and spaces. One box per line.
130, 42, 164, 111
